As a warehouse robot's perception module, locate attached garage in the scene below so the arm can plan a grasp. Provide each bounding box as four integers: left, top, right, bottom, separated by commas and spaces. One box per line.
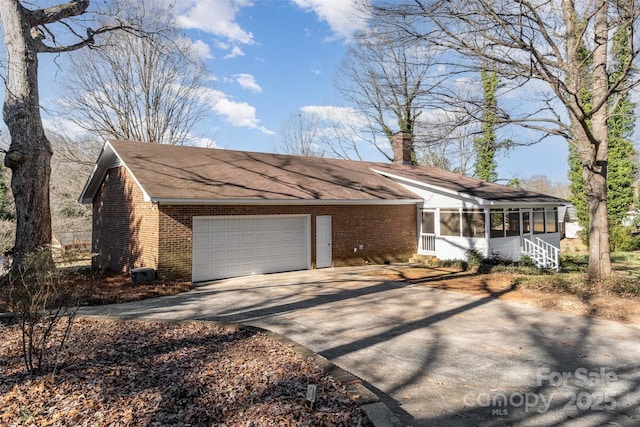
82, 140, 425, 280
192, 215, 311, 282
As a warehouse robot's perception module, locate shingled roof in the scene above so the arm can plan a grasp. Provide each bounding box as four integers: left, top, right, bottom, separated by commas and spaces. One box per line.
80, 140, 420, 204
370, 163, 566, 204
79, 140, 566, 205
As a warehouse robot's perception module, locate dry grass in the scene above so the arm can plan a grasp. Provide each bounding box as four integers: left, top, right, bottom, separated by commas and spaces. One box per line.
367, 258, 640, 325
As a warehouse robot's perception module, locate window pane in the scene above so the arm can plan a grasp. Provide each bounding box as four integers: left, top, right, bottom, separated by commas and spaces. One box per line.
462, 209, 485, 238
545, 208, 558, 233
422, 211, 435, 234
440, 210, 460, 236
533, 208, 545, 234
522, 211, 531, 233
490, 209, 505, 238
506, 208, 520, 237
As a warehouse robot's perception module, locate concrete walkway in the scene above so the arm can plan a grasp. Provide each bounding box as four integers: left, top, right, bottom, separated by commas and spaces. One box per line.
81, 266, 640, 426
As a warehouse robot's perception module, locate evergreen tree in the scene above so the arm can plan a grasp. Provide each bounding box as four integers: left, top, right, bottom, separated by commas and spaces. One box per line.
607, 17, 637, 227
568, 19, 593, 234
568, 144, 588, 229
568, 8, 637, 243
474, 67, 499, 182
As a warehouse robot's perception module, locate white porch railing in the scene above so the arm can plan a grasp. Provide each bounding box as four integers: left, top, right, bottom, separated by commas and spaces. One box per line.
420, 233, 436, 254
521, 237, 559, 271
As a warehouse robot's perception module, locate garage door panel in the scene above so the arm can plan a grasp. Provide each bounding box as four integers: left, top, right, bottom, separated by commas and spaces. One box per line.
192, 216, 309, 282
226, 219, 242, 229
193, 251, 208, 264
192, 234, 210, 248
226, 234, 241, 244
193, 220, 209, 233
241, 233, 255, 244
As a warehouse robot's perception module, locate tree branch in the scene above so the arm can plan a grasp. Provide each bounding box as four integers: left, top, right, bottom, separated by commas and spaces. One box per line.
27, 0, 90, 26
35, 24, 138, 54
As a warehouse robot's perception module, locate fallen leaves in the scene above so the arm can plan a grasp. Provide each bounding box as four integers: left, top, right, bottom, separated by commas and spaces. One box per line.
1, 318, 370, 426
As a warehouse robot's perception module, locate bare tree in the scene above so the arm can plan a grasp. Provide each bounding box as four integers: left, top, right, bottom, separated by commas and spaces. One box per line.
278, 113, 325, 157
335, 16, 445, 162
57, 0, 207, 145
414, 109, 477, 174
0, 0, 136, 268
376, 0, 640, 279
519, 175, 571, 200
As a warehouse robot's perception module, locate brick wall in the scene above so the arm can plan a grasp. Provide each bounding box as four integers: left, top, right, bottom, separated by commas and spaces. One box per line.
92, 166, 418, 279
92, 167, 159, 272
158, 204, 417, 279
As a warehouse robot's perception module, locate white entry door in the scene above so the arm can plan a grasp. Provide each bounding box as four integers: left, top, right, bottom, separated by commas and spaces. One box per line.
316, 216, 332, 268
192, 215, 310, 282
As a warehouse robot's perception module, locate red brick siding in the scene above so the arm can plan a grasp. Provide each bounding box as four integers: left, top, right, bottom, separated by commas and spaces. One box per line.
92, 167, 159, 272
157, 204, 417, 279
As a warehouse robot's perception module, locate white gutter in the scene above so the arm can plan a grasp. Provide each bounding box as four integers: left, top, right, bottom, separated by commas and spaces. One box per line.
152, 198, 423, 206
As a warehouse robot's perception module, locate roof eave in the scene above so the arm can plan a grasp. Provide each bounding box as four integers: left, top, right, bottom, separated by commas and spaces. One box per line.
486, 201, 565, 207
78, 141, 116, 204
151, 198, 423, 206
79, 140, 152, 204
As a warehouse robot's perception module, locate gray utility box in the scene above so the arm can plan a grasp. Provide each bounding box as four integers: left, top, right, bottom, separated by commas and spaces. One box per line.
131, 267, 155, 284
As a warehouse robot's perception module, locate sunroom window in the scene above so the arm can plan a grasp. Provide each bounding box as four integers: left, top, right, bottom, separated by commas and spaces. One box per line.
506, 208, 520, 237
533, 208, 545, 234
421, 211, 435, 234
462, 209, 486, 238
490, 209, 505, 238
522, 210, 531, 233
440, 209, 460, 236
545, 207, 558, 233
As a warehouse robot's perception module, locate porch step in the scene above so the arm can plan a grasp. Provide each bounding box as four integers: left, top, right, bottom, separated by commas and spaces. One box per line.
408, 254, 439, 265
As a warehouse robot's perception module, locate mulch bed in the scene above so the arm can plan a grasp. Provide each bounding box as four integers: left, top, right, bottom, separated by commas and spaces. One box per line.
0, 318, 370, 426
80, 271, 193, 306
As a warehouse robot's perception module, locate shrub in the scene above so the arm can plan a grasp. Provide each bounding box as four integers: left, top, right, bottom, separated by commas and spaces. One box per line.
465, 250, 516, 273
465, 249, 485, 269
609, 225, 640, 252
601, 274, 640, 296
560, 253, 588, 273
518, 255, 536, 268
1, 249, 89, 374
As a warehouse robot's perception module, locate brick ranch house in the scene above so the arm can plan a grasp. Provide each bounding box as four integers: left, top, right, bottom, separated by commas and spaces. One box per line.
79, 138, 566, 282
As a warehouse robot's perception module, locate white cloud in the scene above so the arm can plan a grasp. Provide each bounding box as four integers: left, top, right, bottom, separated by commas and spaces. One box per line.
177, 0, 255, 45
234, 74, 262, 93
43, 116, 92, 139
189, 39, 213, 59
301, 105, 366, 127
188, 135, 218, 148
223, 45, 245, 59
292, 0, 369, 41
200, 88, 274, 135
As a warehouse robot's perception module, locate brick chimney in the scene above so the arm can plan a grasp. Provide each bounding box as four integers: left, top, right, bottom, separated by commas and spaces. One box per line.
392, 132, 413, 164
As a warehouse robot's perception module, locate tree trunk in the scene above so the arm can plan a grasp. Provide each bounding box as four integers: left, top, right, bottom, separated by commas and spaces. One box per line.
583, 164, 612, 278
1, 0, 53, 267
585, 0, 613, 279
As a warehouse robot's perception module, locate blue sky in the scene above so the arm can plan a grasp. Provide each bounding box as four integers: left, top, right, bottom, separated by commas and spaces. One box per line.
10, 0, 579, 183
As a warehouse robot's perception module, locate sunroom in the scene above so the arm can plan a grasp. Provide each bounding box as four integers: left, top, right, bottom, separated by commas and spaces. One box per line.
419, 205, 561, 269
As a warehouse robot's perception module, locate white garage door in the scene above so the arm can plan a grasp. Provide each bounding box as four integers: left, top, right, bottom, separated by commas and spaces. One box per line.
192, 215, 310, 282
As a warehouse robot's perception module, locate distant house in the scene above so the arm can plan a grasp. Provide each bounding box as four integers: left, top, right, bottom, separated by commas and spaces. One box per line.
560, 204, 583, 239
79, 138, 566, 282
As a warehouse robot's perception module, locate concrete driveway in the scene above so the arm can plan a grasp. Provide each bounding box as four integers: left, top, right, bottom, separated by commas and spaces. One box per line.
81, 266, 640, 426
